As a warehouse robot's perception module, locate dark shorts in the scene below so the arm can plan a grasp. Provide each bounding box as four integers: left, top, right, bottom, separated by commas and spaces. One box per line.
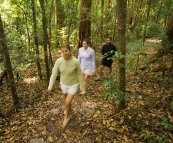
101, 58, 113, 67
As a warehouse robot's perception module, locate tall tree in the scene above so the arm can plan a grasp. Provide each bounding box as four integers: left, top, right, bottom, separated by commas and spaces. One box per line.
47, 0, 54, 69
156, 0, 163, 23
39, 0, 50, 83
116, 0, 127, 110
165, 11, 173, 44
0, 15, 19, 106
161, 11, 173, 54
31, 0, 42, 80
55, 0, 65, 27
142, 0, 152, 43
78, 0, 92, 48
101, 0, 104, 41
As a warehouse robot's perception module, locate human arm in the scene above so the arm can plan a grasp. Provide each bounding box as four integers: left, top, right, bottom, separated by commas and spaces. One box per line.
48, 59, 60, 91
78, 48, 81, 63
90, 50, 96, 74
76, 61, 84, 91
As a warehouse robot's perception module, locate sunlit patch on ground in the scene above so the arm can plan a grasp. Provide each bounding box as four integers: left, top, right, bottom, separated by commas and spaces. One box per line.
145, 37, 162, 43
23, 77, 38, 83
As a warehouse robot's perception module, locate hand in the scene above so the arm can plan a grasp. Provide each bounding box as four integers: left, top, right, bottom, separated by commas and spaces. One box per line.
91, 72, 95, 76
48, 89, 52, 93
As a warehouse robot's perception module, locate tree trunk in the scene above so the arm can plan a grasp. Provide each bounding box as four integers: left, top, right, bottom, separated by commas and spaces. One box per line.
160, 11, 173, 54
116, 0, 127, 110
48, 0, 54, 69
0, 15, 19, 106
39, 0, 50, 83
163, 0, 172, 27
156, 0, 163, 24
78, 0, 92, 48
142, 0, 152, 43
101, 0, 104, 41
31, 0, 42, 80
128, 0, 141, 33
54, 0, 65, 27
165, 11, 173, 44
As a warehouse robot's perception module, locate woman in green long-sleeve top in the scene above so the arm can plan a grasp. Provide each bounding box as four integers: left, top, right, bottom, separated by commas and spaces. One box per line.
48, 44, 84, 130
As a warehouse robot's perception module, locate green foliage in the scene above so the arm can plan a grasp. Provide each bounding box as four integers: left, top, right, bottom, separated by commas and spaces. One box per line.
126, 53, 138, 69
102, 77, 128, 103
169, 102, 173, 109
127, 40, 163, 53
140, 117, 172, 143
161, 117, 173, 130
102, 119, 107, 125
146, 22, 164, 38
57, 27, 68, 43
102, 51, 125, 61
159, 76, 169, 88
140, 129, 166, 143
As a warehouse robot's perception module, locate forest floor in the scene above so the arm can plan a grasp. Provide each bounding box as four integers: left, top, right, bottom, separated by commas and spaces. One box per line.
0, 40, 173, 143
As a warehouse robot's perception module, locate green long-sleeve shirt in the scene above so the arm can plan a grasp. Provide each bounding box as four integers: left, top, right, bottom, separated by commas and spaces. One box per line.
48, 56, 84, 91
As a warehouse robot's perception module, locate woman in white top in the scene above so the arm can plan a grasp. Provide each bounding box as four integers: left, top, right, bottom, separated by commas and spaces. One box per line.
78, 38, 96, 94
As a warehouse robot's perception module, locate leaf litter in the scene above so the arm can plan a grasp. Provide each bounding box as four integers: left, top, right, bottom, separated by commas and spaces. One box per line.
0, 50, 173, 143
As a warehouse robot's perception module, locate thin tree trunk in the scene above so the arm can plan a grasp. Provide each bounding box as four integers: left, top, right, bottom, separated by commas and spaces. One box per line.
163, 0, 172, 27
54, 0, 64, 27
112, 7, 116, 42
48, 0, 54, 69
0, 15, 19, 106
116, 0, 127, 110
142, 0, 152, 43
39, 0, 50, 83
31, 0, 42, 80
101, 0, 104, 41
54, 0, 65, 48
11, 1, 31, 54
156, 0, 163, 24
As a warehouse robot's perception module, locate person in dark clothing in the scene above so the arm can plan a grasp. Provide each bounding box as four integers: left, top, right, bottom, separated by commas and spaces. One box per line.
95, 36, 117, 80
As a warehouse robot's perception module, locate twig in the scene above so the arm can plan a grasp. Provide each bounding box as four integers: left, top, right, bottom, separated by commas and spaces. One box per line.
148, 94, 173, 110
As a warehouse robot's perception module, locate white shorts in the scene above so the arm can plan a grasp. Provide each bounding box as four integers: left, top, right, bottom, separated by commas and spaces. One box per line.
81, 67, 92, 75
60, 82, 79, 95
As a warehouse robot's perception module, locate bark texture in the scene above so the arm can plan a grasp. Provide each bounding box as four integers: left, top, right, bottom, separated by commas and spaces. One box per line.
116, 0, 127, 110
78, 0, 92, 48
0, 15, 19, 105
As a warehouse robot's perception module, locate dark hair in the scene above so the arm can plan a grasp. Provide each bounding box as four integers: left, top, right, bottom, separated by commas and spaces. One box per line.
61, 43, 71, 51
82, 38, 90, 44
106, 36, 112, 40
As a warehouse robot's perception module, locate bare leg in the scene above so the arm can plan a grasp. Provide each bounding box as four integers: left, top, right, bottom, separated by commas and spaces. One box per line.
63, 94, 67, 115
62, 93, 74, 129
81, 74, 89, 94
96, 65, 104, 80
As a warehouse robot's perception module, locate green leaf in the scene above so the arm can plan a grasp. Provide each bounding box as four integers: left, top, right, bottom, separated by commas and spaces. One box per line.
102, 119, 106, 125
